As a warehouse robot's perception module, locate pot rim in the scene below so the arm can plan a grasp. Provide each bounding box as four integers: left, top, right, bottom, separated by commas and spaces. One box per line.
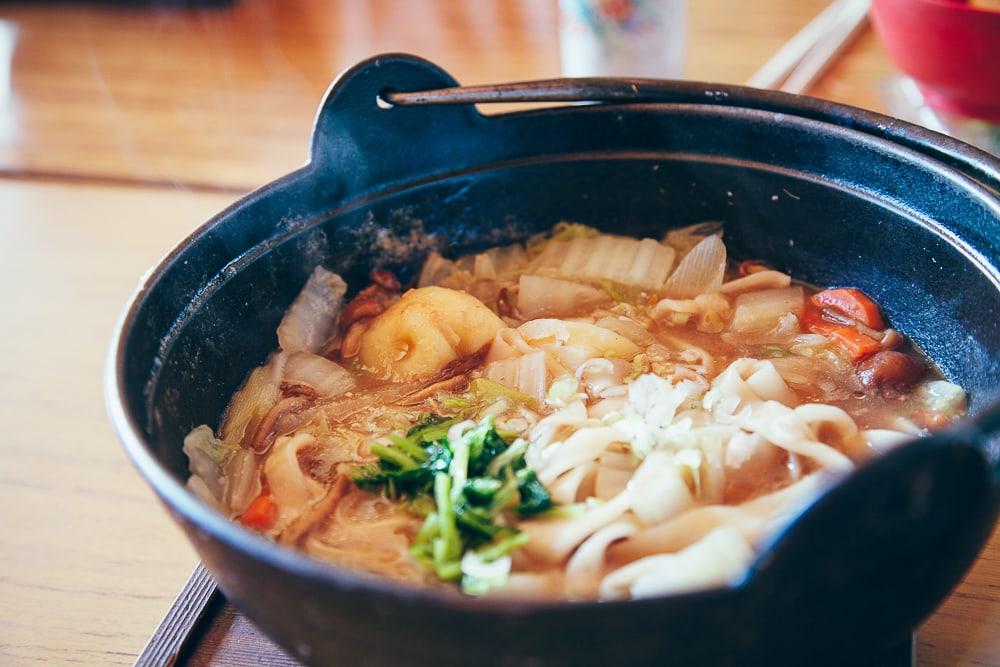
105, 62, 1000, 615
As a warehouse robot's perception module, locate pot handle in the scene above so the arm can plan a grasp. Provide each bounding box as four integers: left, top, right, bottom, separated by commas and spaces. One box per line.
745, 417, 999, 650
334, 54, 997, 193
305, 54, 998, 196
754, 397, 1000, 584
305, 54, 489, 194
966, 397, 1000, 483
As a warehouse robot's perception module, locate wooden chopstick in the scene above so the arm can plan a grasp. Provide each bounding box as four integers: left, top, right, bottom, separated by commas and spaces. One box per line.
745, 0, 850, 90
134, 563, 220, 667
747, 0, 870, 94
780, 0, 870, 94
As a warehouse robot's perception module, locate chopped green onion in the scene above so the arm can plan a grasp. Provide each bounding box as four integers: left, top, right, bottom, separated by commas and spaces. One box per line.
412, 512, 440, 548
388, 433, 429, 462
439, 395, 473, 412
455, 503, 501, 536
489, 475, 521, 515
550, 221, 600, 241
760, 344, 788, 359
470, 378, 536, 408
515, 469, 553, 516
599, 279, 629, 304
463, 477, 503, 505
351, 413, 554, 592
448, 428, 471, 502
486, 438, 528, 477
370, 443, 419, 471
475, 531, 530, 563
409, 415, 459, 443
537, 502, 589, 520
435, 560, 463, 581
434, 473, 461, 563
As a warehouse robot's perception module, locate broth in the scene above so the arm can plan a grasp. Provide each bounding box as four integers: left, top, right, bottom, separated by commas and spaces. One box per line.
183, 223, 967, 599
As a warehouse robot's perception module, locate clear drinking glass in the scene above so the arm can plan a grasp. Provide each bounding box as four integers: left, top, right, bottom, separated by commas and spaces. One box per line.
558, 0, 686, 78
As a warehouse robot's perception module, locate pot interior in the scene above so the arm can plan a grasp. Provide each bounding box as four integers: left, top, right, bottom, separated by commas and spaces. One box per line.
112, 98, 1000, 666
119, 109, 1000, 483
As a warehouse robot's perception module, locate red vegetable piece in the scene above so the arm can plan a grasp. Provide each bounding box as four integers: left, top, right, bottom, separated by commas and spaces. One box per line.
857, 351, 924, 395
801, 300, 835, 334
828, 327, 882, 363
240, 494, 277, 530
811, 289, 885, 329
802, 301, 880, 362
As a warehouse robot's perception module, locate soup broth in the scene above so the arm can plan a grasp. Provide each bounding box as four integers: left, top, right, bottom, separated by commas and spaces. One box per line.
184, 223, 967, 599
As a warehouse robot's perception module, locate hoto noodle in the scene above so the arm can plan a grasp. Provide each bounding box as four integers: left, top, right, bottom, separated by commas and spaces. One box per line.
183, 222, 968, 599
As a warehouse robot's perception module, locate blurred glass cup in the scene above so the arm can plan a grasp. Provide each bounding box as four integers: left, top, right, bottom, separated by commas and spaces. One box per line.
559, 0, 686, 78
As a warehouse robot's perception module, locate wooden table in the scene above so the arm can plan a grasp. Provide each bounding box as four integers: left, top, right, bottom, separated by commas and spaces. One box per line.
0, 1, 995, 665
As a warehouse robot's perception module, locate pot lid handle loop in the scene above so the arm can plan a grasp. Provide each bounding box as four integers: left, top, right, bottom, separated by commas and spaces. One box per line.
307, 54, 486, 193
362, 54, 1000, 194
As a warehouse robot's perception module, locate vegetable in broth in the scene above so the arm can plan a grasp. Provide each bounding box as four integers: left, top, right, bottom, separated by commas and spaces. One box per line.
184, 222, 966, 600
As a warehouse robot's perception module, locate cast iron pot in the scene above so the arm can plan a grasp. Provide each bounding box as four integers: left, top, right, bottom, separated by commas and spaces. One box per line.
106, 54, 1000, 666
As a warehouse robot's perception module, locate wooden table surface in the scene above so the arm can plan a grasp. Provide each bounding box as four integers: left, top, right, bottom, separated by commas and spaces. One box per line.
0, 1, 995, 665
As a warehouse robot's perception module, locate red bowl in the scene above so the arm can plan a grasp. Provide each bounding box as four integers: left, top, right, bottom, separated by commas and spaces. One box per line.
871, 0, 1000, 121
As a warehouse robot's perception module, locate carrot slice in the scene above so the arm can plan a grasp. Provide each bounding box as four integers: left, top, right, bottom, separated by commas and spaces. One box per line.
827, 326, 882, 363
239, 494, 277, 530
801, 300, 838, 334
802, 301, 880, 363
811, 289, 884, 329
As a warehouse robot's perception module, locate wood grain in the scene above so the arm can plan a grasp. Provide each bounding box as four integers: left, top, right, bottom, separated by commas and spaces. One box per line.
919, 526, 1000, 666
136, 565, 218, 667
0, 1, 993, 666
0, 180, 232, 665
0, 0, 893, 192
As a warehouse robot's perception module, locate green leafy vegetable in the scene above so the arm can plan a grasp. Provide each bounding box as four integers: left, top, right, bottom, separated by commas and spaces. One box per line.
550, 221, 600, 241
408, 413, 459, 443
352, 414, 553, 591
463, 477, 503, 504
599, 279, 629, 304
431, 379, 536, 422
759, 344, 788, 359
485, 437, 528, 477
469, 377, 536, 409
515, 469, 554, 516
473, 530, 530, 563
459, 531, 531, 596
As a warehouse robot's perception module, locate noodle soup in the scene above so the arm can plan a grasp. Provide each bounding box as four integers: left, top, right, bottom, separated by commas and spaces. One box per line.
183, 223, 966, 600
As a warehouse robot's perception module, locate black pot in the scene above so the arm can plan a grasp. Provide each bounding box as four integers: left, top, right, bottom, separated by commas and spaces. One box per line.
106, 54, 1000, 666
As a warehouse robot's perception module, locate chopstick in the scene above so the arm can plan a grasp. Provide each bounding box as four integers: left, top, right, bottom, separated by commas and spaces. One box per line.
747, 0, 871, 94
135, 563, 220, 667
